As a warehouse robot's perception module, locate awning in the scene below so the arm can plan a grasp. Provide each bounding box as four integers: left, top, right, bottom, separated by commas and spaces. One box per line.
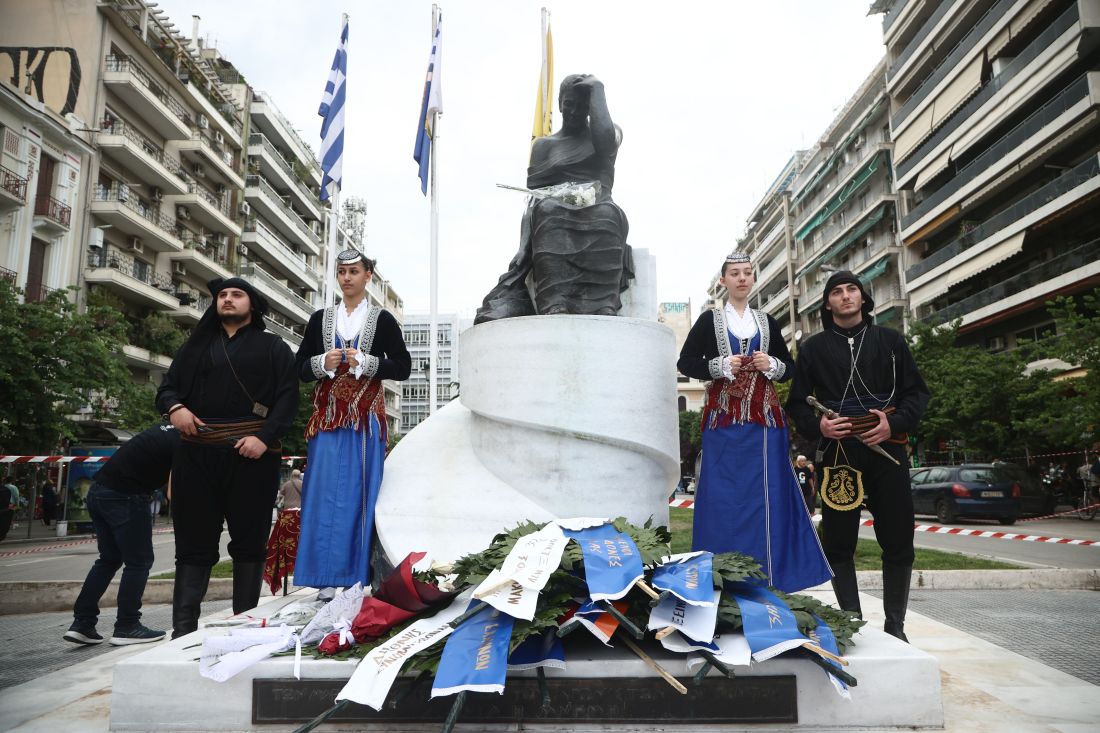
894, 104, 935, 163
798, 203, 889, 277
986, 26, 1012, 60
860, 256, 891, 282
1010, 0, 1056, 37
909, 277, 951, 308
946, 230, 1027, 287
795, 152, 885, 242
874, 307, 898, 325
914, 145, 954, 191
793, 98, 887, 207
931, 53, 985, 128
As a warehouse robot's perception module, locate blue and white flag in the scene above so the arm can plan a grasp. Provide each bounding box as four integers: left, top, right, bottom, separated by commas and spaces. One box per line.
413, 12, 442, 195
431, 601, 514, 697
647, 588, 721, 643
318, 14, 348, 202
807, 615, 851, 699
507, 629, 566, 671
660, 631, 752, 671
652, 552, 715, 606
565, 522, 644, 601
729, 583, 809, 662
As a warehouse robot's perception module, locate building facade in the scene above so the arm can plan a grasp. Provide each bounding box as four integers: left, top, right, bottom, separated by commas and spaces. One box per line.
400, 313, 461, 435
658, 301, 706, 412
878, 0, 1100, 351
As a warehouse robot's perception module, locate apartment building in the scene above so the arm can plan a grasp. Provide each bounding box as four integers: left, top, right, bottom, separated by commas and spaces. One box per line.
400, 314, 461, 435
878, 0, 1100, 351
790, 57, 907, 336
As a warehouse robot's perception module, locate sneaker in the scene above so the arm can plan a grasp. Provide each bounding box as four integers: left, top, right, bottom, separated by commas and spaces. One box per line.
64, 625, 104, 645
109, 624, 166, 646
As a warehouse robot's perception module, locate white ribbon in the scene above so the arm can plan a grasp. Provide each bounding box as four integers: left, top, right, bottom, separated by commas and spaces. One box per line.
332, 618, 354, 647
199, 625, 298, 683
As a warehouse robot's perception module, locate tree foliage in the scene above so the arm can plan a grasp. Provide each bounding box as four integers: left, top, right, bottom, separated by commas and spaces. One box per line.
677, 408, 702, 475
0, 280, 135, 454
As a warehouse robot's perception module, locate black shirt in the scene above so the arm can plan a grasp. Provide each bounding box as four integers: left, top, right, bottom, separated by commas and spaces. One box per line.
786, 320, 930, 441
94, 424, 180, 495
795, 465, 815, 493
295, 308, 411, 383
156, 324, 298, 447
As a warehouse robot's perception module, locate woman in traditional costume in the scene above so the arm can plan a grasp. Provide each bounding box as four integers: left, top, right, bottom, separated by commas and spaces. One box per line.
676, 251, 831, 592
294, 250, 411, 589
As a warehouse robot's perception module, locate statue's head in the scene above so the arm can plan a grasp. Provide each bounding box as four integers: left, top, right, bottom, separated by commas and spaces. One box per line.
559, 74, 591, 129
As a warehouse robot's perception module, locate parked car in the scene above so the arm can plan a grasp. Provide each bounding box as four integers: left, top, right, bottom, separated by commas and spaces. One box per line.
909, 464, 1023, 524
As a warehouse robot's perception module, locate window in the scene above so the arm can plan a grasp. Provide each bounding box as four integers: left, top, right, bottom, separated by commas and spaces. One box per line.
677, 396, 687, 412
910, 469, 930, 485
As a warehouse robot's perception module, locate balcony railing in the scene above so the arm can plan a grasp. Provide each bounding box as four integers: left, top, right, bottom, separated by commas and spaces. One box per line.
184, 182, 233, 218
1, 164, 28, 201
921, 237, 1100, 324
180, 235, 228, 266
245, 219, 318, 283
239, 262, 315, 315
104, 55, 190, 124
249, 132, 321, 206
896, 4, 1081, 179
23, 282, 59, 303
191, 129, 237, 169
252, 92, 320, 175
906, 154, 1100, 281
34, 194, 71, 227
94, 184, 178, 235
246, 174, 320, 245
891, 0, 1014, 130
887, 0, 961, 82
88, 249, 175, 291
100, 118, 186, 180
902, 72, 1092, 229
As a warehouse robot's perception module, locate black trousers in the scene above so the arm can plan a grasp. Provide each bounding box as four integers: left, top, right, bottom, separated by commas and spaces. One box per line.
171, 442, 279, 567
819, 439, 915, 567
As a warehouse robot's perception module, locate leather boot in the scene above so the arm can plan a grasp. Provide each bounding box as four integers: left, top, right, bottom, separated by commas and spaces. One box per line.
232, 561, 265, 615
829, 560, 863, 617
882, 563, 912, 643
171, 564, 211, 640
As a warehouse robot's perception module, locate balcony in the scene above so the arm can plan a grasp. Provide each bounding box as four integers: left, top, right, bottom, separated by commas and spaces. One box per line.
886, 0, 962, 85
896, 7, 1087, 184
251, 93, 322, 188
238, 263, 314, 325
907, 153, 1100, 284
920, 237, 1100, 328
0, 164, 28, 212
184, 82, 243, 148
241, 218, 321, 291
102, 55, 191, 140
248, 132, 322, 219
121, 344, 173, 374
85, 250, 179, 310
263, 313, 304, 350
90, 185, 183, 253
760, 285, 792, 317
169, 293, 211, 325
795, 148, 890, 244
165, 237, 232, 282
33, 194, 71, 235
173, 129, 244, 189
244, 174, 321, 255
97, 119, 188, 194
166, 183, 241, 237
797, 188, 897, 279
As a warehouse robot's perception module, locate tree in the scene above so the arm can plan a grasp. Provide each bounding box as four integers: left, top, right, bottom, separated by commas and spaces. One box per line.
279, 381, 317, 458
0, 280, 135, 454
678, 409, 702, 477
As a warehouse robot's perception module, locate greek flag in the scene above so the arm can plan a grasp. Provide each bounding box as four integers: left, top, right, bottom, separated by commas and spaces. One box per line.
318, 15, 348, 202
414, 12, 442, 195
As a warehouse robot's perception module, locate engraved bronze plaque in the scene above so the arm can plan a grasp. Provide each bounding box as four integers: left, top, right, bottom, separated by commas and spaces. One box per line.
253, 676, 797, 725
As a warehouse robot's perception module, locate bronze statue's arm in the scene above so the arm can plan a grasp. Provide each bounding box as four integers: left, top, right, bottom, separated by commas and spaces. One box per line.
583, 78, 617, 157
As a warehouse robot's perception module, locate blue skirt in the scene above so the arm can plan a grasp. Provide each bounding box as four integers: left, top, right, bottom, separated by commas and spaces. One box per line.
294, 417, 385, 587
692, 422, 832, 593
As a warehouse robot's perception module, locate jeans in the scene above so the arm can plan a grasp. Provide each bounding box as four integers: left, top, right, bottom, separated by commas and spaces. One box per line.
72, 483, 155, 630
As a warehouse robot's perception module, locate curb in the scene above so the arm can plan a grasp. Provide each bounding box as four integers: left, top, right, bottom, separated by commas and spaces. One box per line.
0, 579, 234, 615
847, 568, 1100, 591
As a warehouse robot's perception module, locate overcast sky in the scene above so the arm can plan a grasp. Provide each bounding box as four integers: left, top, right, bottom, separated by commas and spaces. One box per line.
157, 0, 887, 318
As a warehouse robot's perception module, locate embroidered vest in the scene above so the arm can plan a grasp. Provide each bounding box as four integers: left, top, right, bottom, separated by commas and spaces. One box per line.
701, 307, 785, 431
304, 305, 388, 443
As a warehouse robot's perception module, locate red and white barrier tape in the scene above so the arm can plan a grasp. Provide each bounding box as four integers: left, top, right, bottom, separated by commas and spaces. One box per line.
1019, 502, 1100, 522
0, 455, 109, 464
668, 498, 1099, 546
0, 527, 174, 558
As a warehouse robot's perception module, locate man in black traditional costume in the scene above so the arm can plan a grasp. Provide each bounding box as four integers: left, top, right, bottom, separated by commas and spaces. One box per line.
156, 278, 298, 638
786, 272, 929, 641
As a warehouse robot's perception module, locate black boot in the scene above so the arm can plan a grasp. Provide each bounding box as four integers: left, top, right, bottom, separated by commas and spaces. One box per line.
829, 560, 863, 617
232, 561, 265, 615
171, 564, 211, 640
882, 563, 912, 643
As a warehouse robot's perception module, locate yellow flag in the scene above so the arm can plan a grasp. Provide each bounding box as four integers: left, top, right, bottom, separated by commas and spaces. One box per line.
531, 11, 553, 141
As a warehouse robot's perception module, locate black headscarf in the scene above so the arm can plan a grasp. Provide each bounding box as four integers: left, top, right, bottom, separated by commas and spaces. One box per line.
820, 270, 875, 329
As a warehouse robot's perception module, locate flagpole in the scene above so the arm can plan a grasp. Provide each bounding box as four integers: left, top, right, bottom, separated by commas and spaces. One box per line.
428, 3, 440, 416
324, 189, 340, 306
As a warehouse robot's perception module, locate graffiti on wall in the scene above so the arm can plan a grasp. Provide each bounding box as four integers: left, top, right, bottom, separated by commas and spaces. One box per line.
0, 47, 81, 116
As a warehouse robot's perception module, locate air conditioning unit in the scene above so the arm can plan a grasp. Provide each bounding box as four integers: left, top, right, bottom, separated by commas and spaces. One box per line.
173, 262, 187, 275
88, 228, 104, 250
854, 133, 866, 149
150, 187, 162, 202
192, 164, 206, 177
127, 236, 144, 254
214, 131, 224, 145
176, 205, 191, 221
237, 244, 248, 256
117, 183, 130, 203
198, 114, 209, 129
238, 201, 251, 216
214, 183, 226, 195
